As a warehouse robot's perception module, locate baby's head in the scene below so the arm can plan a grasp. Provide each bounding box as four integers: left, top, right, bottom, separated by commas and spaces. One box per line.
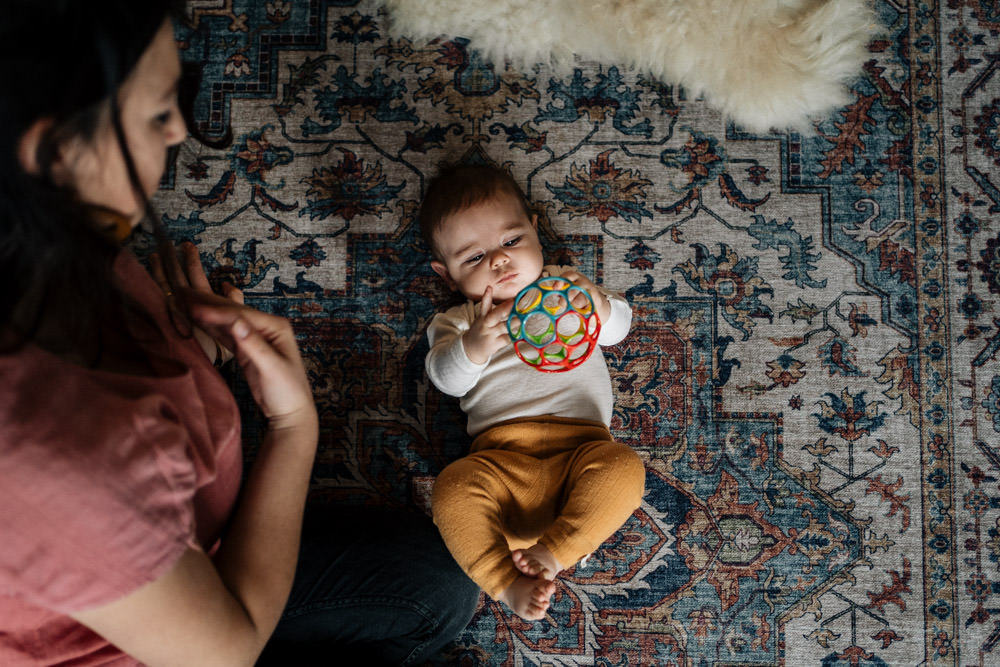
420, 163, 544, 303
419, 164, 533, 260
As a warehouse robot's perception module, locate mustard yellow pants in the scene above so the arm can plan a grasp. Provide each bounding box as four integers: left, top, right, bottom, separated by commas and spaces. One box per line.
431, 416, 645, 599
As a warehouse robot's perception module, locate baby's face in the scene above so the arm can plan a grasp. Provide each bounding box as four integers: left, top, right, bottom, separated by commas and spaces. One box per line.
430, 195, 544, 303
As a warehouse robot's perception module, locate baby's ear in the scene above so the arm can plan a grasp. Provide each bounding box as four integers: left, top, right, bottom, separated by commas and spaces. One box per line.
431, 260, 457, 291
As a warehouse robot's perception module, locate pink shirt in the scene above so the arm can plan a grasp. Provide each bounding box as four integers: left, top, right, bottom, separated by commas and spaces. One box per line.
0, 252, 242, 665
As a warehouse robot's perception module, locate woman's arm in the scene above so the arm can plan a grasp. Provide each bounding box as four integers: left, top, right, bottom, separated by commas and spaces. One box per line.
71, 297, 318, 666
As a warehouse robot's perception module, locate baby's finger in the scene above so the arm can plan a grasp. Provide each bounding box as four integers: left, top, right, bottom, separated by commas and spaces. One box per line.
491, 298, 513, 322
569, 289, 592, 311
480, 286, 494, 316
564, 270, 596, 291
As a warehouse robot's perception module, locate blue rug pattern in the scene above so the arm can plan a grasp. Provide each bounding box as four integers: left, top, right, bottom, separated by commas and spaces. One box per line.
139, 1, 1000, 663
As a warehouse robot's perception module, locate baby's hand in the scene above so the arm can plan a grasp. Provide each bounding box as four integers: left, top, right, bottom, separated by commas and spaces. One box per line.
560, 270, 611, 323
462, 286, 513, 365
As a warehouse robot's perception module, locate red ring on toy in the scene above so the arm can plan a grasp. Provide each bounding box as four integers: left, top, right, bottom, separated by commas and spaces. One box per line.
506, 276, 602, 372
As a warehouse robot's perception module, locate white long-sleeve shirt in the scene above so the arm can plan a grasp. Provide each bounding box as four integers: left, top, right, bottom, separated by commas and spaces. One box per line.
425, 268, 632, 436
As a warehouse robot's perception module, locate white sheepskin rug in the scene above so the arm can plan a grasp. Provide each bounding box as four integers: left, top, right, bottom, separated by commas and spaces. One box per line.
381, 0, 877, 132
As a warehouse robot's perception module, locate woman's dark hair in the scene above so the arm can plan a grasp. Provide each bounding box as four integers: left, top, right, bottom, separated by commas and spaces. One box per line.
419, 163, 532, 261
0, 0, 187, 361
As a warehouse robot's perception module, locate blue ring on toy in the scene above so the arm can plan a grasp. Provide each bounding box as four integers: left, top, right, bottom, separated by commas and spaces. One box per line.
506, 276, 600, 372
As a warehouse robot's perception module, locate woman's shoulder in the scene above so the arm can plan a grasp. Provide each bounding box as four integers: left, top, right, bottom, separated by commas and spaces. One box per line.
0, 343, 199, 481
0, 342, 156, 419
0, 344, 200, 614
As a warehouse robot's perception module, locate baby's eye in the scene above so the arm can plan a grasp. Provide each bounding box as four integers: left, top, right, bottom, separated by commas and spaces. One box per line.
465, 253, 484, 265
154, 110, 173, 126
503, 236, 522, 247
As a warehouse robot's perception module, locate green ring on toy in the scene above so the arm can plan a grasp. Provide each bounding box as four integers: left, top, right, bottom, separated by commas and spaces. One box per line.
506, 276, 602, 372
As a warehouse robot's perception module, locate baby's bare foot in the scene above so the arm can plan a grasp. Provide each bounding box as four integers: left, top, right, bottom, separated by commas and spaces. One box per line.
497, 574, 556, 621
511, 543, 563, 581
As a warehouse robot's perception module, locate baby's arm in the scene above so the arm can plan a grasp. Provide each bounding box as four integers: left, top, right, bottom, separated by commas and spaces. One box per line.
596, 293, 632, 346
426, 301, 493, 397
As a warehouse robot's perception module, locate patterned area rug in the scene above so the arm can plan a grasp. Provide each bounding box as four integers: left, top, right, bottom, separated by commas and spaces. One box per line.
143, 0, 998, 664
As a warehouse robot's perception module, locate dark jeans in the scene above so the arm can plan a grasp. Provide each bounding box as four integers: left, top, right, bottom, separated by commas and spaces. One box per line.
256, 504, 480, 666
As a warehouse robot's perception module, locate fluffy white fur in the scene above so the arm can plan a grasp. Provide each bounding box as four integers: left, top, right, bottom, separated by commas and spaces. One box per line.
381, 0, 876, 132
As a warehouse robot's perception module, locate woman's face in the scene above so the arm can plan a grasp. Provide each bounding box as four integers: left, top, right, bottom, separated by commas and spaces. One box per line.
58, 19, 186, 226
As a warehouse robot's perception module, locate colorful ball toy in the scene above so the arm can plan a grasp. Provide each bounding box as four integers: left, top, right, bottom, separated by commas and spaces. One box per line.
506, 276, 601, 372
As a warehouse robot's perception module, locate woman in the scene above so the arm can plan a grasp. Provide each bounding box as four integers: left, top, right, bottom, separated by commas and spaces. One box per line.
0, 1, 478, 664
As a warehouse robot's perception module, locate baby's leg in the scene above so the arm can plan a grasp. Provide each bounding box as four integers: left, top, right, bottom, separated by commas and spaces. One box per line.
432, 450, 540, 600
497, 574, 557, 621
541, 440, 645, 569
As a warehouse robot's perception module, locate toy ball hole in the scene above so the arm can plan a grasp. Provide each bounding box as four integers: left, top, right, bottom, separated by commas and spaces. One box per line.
508, 315, 524, 338
568, 344, 590, 361
557, 312, 585, 343
516, 341, 542, 364
523, 312, 555, 345
515, 287, 542, 314
542, 343, 567, 361
542, 292, 567, 316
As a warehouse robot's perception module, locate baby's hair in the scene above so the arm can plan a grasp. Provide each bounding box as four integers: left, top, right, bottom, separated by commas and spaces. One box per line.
419, 163, 532, 260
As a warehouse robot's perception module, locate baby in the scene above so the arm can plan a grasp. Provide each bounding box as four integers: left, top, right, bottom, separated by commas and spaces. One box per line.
421, 163, 645, 620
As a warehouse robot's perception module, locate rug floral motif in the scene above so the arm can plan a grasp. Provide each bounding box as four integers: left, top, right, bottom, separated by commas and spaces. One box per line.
142, 0, 998, 663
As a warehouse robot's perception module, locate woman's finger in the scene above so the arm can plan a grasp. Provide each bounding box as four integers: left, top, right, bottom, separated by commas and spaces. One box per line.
190, 299, 305, 389
225, 316, 313, 422
159, 245, 192, 290
182, 290, 246, 349
149, 253, 169, 293
229, 318, 282, 380
181, 242, 213, 293
185, 290, 299, 360
222, 282, 245, 305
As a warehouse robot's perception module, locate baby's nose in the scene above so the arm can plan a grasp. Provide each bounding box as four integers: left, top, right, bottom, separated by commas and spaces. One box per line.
491, 251, 510, 268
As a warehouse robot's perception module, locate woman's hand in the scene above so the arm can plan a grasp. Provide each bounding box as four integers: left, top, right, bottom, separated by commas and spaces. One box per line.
150, 241, 243, 366
182, 289, 317, 433
462, 286, 513, 365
